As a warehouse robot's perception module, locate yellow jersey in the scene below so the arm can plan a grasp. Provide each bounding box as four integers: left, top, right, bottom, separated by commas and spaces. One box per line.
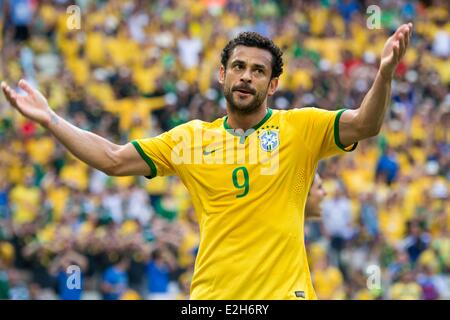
132, 107, 356, 299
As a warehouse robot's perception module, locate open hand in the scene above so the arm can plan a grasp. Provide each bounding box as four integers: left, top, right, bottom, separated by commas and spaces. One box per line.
1, 79, 52, 126
379, 23, 413, 80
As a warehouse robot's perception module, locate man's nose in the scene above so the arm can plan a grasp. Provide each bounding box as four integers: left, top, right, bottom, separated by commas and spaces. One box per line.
240, 68, 252, 83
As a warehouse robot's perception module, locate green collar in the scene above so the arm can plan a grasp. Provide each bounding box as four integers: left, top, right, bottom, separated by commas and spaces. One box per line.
223, 108, 273, 143
223, 108, 273, 131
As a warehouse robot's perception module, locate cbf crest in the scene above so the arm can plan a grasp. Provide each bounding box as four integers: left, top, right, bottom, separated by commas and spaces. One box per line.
258, 125, 279, 152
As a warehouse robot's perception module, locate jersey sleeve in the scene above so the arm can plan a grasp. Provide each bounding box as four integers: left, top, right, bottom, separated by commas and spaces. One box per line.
131, 122, 192, 178
287, 107, 358, 160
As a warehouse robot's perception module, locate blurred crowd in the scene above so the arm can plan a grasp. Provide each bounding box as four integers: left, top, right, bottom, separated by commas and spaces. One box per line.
0, 0, 449, 300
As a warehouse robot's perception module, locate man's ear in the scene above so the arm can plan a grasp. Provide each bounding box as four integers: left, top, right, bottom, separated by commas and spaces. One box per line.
218, 65, 225, 85
267, 77, 279, 96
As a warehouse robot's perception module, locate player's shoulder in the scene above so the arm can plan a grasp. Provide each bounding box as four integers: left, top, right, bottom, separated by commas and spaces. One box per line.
281, 106, 326, 115
280, 106, 339, 122
202, 116, 225, 130
277, 106, 319, 122
173, 117, 224, 131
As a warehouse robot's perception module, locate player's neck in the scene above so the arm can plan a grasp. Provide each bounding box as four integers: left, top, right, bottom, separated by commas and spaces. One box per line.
226, 106, 269, 131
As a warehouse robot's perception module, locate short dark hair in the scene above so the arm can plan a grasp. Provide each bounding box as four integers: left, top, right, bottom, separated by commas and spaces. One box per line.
221, 32, 284, 79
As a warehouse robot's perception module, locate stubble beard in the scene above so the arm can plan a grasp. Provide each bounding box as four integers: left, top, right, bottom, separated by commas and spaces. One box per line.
224, 85, 268, 116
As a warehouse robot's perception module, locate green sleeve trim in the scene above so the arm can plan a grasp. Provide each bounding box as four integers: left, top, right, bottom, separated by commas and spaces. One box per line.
334, 109, 358, 152
131, 140, 157, 178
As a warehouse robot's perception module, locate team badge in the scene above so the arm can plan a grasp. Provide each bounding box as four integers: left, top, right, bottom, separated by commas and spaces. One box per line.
258, 126, 279, 152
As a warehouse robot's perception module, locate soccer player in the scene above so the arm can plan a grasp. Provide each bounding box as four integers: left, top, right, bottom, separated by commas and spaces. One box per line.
2, 24, 413, 299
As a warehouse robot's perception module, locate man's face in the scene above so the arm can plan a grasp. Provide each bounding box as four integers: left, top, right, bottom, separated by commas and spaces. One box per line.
219, 46, 278, 115
305, 174, 326, 218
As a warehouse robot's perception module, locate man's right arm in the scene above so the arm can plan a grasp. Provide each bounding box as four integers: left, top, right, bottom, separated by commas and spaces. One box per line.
44, 113, 151, 176
2, 79, 151, 177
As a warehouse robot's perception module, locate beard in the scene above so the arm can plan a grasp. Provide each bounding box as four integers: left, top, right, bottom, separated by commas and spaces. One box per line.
224, 83, 268, 115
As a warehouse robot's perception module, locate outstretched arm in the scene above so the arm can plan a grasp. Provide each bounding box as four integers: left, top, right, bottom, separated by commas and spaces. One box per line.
1, 80, 150, 176
339, 23, 413, 146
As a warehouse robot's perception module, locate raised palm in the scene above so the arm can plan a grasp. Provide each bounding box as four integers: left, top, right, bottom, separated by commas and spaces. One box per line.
1, 79, 51, 126
379, 23, 413, 80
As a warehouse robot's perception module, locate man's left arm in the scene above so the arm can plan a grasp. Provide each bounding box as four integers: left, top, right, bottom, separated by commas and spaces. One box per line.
339, 23, 413, 147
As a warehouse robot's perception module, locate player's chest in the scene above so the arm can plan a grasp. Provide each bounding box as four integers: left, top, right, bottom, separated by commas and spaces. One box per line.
179, 125, 310, 195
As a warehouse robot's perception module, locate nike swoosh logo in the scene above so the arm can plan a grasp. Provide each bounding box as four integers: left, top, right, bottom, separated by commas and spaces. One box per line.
203, 149, 218, 155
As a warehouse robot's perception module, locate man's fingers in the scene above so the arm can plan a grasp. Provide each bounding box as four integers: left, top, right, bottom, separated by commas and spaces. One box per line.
404, 29, 410, 49
4, 91, 16, 107
407, 24, 413, 46
392, 43, 399, 63
1, 83, 8, 100
402, 23, 412, 33
7, 90, 18, 105
401, 34, 407, 56
394, 23, 408, 37
2, 82, 19, 108
394, 23, 412, 42
395, 22, 413, 58
2, 83, 13, 100
7, 86, 17, 101
408, 22, 413, 35
1, 81, 10, 96
403, 23, 413, 44
18, 79, 34, 96
398, 34, 405, 57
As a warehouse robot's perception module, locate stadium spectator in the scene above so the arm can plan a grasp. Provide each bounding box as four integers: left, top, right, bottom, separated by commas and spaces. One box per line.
402, 219, 431, 265
48, 244, 88, 300
389, 268, 423, 299
322, 186, 355, 273
146, 247, 177, 300
100, 256, 130, 300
